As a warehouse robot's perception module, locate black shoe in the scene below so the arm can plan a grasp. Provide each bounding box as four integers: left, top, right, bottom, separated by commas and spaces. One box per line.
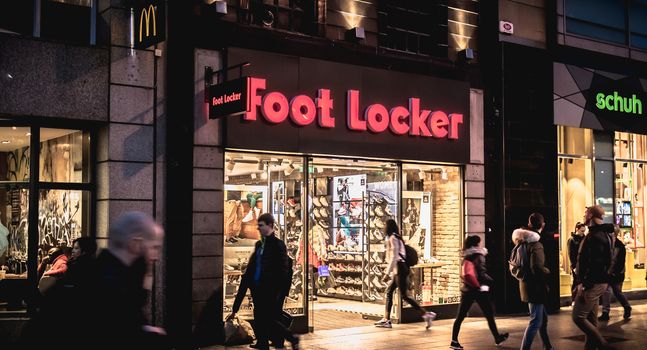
624, 306, 632, 320
250, 343, 270, 350
495, 333, 509, 346
598, 312, 610, 321
450, 340, 464, 350
290, 335, 299, 350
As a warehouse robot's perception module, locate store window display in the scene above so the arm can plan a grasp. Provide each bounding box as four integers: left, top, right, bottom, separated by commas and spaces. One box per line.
0, 126, 92, 312
402, 164, 462, 307
223, 152, 306, 320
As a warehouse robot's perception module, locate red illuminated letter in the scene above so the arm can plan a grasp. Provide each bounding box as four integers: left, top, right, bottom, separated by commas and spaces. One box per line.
245, 77, 266, 121
316, 89, 335, 128
365, 104, 389, 133
408, 98, 431, 137
262, 92, 289, 123
347, 90, 366, 131
449, 113, 463, 139
429, 111, 449, 138
290, 95, 317, 126
389, 106, 409, 135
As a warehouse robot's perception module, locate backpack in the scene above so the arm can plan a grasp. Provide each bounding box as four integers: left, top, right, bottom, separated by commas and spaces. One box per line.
508, 241, 529, 281
397, 236, 419, 267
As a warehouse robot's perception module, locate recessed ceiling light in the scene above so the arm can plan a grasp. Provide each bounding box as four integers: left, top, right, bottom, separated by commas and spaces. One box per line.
1, 140, 10, 144
11, 127, 16, 130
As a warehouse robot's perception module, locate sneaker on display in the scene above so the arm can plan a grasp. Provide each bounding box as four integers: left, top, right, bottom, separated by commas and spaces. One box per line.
374, 319, 392, 328
320, 196, 329, 207
313, 197, 321, 207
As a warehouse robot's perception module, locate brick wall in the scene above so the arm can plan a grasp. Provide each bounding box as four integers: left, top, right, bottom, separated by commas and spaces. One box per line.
427, 167, 462, 301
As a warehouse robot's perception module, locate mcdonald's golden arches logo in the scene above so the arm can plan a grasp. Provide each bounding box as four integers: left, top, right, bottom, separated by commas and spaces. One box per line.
133, 0, 165, 49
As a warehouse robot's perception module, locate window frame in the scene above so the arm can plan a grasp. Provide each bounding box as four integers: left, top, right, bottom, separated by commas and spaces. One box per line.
0, 118, 97, 316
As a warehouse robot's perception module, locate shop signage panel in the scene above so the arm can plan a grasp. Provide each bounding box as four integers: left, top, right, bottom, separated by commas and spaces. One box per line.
133, 0, 165, 49
208, 77, 249, 118
224, 48, 471, 163
554, 62, 647, 134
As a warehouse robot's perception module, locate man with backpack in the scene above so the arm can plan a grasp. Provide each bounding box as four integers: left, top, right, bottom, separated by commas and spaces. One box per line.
226, 213, 299, 350
572, 205, 615, 350
511, 213, 554, 350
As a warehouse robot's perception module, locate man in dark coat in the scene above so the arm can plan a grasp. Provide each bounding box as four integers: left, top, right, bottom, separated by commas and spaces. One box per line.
572, 205, 614, 350
227, 213, 298, 350
93, 211, 167, 349
568, 222, 586, 303
599, 225, 631, 321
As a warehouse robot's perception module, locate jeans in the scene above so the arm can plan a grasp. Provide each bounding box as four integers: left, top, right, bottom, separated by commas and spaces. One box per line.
572, 283, 609, 349
521, 303, 552, 350
452, 290, 501, 342
601, 282, 630, 313
384, 261, 423, 319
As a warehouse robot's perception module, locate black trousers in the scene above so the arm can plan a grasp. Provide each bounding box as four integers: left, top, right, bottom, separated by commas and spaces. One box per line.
252, 291, 296, 346
385, 261, 424, 319
452, 290, 501, 342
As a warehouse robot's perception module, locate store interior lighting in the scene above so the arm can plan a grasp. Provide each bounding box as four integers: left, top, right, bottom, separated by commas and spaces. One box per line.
418, 170, 425, 180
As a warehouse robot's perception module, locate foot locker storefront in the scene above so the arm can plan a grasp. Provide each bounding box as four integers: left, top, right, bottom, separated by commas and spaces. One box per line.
212, 48, 474, 332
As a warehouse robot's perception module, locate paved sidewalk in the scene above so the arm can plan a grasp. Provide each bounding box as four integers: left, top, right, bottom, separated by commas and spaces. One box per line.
204, 300, 647, 349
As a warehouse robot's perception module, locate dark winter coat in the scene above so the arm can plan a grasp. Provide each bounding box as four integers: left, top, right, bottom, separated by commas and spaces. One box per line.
512, 228, 550, 304
577, 223, 614, 288
567, 233, 584, 273
460, 247, 493, 292
609, 237, 627, 284
233, 234, 290, 313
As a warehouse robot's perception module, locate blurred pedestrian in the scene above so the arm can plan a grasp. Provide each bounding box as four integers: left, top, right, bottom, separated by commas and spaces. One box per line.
93, 211, 167, 349
512, 213, 554, 350
450, 235, 509, 350
572, 205, 615, 350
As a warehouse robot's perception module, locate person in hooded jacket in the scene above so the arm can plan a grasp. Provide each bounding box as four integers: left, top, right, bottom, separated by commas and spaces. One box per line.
598, 225, 631, 321
568, 222, 586, 303
572, 205, 615, 350
512, 213, 554, 350
450, 235, 509, 350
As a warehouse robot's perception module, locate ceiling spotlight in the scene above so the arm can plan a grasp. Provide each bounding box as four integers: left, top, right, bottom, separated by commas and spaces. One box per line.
251, 173, 257, 179
440, 169, 448, 181
226, 159, 236, 171
261, 172, 268, 180
1, 140, 10, 144
418, 170, 425, 180
284, 163, 295, 176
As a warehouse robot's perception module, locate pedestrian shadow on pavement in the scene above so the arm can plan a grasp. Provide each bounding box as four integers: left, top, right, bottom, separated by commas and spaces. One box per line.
562, 334, 629, 344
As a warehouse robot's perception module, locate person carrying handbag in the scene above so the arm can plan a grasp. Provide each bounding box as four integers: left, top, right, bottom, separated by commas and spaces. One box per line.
450, 235, 509, 350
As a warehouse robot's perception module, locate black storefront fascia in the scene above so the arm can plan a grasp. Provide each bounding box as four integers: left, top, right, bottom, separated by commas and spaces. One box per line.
221, 47, 472, 331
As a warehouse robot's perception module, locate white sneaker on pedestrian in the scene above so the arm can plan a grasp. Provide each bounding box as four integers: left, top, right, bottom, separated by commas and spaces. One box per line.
422, 312, 436, 329
374, 319, 392, 328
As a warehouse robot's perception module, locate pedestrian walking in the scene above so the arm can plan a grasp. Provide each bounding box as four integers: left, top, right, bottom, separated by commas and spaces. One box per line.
227, 213, 299, 350
450, 235, 509, 350
572, 205, 615, 350
374, 219, 436, 329
512, 213, 554, 350
568, 222, 586, 303
599, 225, 631, 321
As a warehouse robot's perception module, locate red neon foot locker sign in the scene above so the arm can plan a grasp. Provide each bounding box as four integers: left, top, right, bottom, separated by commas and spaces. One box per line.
243, 77, 464, 140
